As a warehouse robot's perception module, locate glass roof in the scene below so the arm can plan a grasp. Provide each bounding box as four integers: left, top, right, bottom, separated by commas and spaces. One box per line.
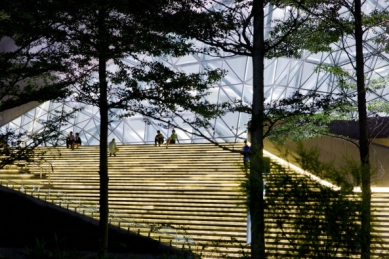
2, 0, 389, 146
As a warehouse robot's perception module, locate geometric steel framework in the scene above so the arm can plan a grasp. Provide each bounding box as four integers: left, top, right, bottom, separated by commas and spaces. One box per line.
2, 1, 389, 146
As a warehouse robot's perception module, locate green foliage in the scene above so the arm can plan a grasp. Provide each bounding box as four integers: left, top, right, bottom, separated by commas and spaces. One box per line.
266, 113, 329, 144
168, 0, 345, 59
315, 64, 389, 116
23, 235, 76, 259
292, 141, 356, 190
0, 106, 76, 170
266, 154, 362, 258
369, 77, 387, 90
314, 65, 349, 78
267, 169, 362, 258
235, 140, 377, 258
367, 100, 389, 114
23, 234, 157, 259
6, 1, 237, 256
112, 59, 229, 137
266, 4, 343, 58
206, 237, 250, 259
342, 155, 363, 187
0, 10, 9, 20
0, 0, 72, 111
261, 91, 353, 144
16, 0, 232, 144
24, 238, 49, 259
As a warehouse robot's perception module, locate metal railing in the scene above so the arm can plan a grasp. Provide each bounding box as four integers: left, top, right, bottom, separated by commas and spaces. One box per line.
29, 160, 54, 184
0, 180, 195, 247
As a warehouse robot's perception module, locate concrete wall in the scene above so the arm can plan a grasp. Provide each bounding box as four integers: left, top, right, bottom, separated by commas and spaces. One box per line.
264, 136, 389, 187
0, 101, 40, 127
0, 37, 42, 127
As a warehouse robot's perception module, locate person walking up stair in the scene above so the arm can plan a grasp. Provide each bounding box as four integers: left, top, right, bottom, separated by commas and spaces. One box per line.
109, 138, 118, 156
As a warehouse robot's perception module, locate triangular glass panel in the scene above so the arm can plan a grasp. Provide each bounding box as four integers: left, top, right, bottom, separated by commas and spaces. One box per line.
225, 57, 248, 82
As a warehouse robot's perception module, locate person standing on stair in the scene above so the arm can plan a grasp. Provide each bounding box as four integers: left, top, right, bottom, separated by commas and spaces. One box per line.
166, 129, 179, 149
242, 140, 250, 171
108, 138, 118, 156
3, 144, 11, 156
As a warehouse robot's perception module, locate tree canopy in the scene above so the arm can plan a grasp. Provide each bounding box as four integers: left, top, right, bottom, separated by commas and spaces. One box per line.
1, 0, 236, 256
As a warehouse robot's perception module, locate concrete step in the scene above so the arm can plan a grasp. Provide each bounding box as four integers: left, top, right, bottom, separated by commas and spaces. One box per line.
1, 143, 389, 258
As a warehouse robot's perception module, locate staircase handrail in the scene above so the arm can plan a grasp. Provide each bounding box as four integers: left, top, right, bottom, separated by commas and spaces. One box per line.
0, 181, 193, 245
29, 160, 54, 184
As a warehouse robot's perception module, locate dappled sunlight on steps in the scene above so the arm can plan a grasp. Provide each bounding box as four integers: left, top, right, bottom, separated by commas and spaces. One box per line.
1, 143, 389, 258
0, 143, 249, 257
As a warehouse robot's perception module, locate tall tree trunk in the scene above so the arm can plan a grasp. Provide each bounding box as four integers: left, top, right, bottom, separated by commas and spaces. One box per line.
250, 0, 266, 258
354, 0, 371, 258
97, 4, 109, 258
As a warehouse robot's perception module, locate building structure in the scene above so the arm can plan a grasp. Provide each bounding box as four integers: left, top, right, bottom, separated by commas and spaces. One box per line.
1, 1, 389, 147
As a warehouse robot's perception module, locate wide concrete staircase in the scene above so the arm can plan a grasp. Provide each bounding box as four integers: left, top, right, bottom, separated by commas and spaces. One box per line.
0, 143, 249, 257
1, 143, 389, 258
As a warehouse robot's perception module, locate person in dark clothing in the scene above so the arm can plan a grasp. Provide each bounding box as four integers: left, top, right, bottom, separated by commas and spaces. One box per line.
3, 144, 11, 156
73, 133, 82, 149
242, 140, 250, 171
155, 130, 164, 146
66, 131, 74, 149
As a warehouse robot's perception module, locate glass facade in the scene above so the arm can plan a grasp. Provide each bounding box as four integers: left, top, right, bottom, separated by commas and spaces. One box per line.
2, 1, 389, 146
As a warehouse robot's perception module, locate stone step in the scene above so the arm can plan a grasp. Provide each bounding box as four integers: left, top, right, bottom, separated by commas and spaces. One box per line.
14, 144, 249, 256
2, 143, 389, 258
